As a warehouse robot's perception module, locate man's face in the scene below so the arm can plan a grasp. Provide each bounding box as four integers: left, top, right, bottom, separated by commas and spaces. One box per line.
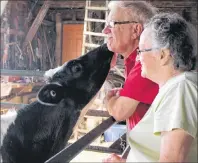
102, 7, 135, 54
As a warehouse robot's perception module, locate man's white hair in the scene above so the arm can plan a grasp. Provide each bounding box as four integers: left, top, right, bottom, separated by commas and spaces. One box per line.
108, 1, 158, 25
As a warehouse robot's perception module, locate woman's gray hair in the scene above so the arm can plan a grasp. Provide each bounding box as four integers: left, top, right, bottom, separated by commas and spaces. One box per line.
144, 12, 197, 71
108, 1, 158, 25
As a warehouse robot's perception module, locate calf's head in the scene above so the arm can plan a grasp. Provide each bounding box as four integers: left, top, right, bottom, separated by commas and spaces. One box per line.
37, 43, 114, 109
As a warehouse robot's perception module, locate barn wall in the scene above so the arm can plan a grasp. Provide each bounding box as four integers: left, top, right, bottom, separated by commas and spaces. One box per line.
1, 1, 197, 71
51, 1, 197, 26
1, 1, 56, 71
150, 0, 197, 26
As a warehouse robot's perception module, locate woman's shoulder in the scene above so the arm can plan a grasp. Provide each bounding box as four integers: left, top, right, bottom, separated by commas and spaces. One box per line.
153, 71, 197, 107
161, 71, 197, 91
184, 71, 197, 86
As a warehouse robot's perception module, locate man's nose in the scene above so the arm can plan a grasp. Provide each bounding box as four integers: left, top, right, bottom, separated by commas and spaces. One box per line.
102, 26, 111, 34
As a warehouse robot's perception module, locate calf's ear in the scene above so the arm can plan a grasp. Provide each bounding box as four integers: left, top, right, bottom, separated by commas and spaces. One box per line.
37, 83, 64, 106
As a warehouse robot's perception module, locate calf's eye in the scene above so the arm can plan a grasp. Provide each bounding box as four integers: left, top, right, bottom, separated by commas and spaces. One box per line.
71, 64, 82, 73
50, 90, 56, 97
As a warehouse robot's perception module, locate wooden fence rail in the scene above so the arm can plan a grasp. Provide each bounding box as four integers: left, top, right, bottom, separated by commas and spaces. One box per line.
45, 117, 116, 163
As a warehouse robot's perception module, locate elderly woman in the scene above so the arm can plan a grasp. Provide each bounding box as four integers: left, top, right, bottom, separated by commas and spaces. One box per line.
103, 12, 197, 162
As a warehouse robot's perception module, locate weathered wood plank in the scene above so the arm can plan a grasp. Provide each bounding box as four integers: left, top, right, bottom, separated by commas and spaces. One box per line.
45, 117, 116, 163
36, 1, 106, 8
54, 13, 62, 66
82, 145, 122, 154
1, 69, 45, 77
66, 143, 122, 154
1, 0, 8, 15
1, 28, 25, 36
32, 17, 54, 26
72, 94, 98, 140
86, 109, 110, 117
23, 0, 51, 48
109, 133, 126, 150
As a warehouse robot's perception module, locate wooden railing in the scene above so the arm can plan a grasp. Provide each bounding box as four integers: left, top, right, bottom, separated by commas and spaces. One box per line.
45, 117, 116, 163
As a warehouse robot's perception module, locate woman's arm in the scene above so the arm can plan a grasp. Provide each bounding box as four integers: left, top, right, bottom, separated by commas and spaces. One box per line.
159, 129, 194, 162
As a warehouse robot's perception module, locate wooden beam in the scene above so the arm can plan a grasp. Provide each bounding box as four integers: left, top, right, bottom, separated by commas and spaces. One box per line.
62, 20, 84, 24
55, 13, 62, 66
1, 28, 25, 36
1, 0, 8, 15
23, 0, 51, 49
72, 93, 99, 141
36, 1, 85, 8
109, 133, 127, 150
45, 117, 116, 163
36, 1, 106, 8
42, 19, 54, 26
86, 110, 110, 117
32, 17, 54, 26
1, 69, 44, 77
36, 0, 198, 9
50, 1, 85, 8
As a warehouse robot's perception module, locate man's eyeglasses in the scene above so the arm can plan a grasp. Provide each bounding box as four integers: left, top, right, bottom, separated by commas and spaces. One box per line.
106, 21, 138, 28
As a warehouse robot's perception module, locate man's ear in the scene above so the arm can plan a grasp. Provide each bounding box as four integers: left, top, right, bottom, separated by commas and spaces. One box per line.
37, 83, 64, 106
136, 24, 143, 37
131, 24, 143, 39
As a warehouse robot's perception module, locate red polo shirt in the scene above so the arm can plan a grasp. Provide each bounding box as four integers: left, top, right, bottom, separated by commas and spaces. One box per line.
119, 49, 159, 130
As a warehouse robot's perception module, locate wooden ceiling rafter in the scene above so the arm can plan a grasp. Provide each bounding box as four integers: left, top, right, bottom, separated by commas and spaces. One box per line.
22, 0, 51, 49
34, 1, 106, 9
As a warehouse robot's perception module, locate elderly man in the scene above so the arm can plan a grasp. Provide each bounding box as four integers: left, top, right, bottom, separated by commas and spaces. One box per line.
102, 1, 159, 162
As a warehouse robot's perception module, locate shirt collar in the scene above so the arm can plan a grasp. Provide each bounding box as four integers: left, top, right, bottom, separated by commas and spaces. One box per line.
124, 47, 138, 65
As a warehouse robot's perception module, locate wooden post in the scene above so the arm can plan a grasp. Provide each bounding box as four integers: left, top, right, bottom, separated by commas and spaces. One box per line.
23, 0, 51, 49
1, 0, 9, 15
81, 0, 89, 55
55, 13, 62, 66
72, 92, 98, 141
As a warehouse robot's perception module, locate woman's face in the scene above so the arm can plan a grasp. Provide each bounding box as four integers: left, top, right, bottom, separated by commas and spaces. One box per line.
138, 29, 161, 81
